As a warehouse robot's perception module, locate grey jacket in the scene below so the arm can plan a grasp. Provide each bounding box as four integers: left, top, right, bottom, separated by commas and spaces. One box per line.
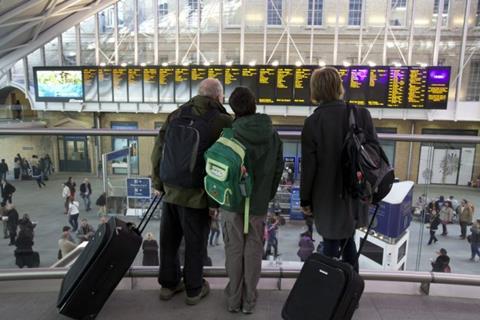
300, 100, 377, 239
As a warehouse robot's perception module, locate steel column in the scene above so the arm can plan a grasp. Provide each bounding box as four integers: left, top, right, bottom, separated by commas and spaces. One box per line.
454, 0, 471, 121
114, 2, 119, 64
357, 0, 366, 64
95, 13, 100, 65
197, 0, 201, 64
23, 57, 29, 91
134, 0, 139, 65
309, 0, 315, 64
75, 24, 81, 65
154, 0, 159, 65
383, 0, 391, 65
407, 0, 416, 65
57, 35, 63, 66
176, 0, 180, 64
333, 2, 339, 65
433, 0, 445, 66
218, 0, 223, 64
240, 0, 245, 64
263, 0, 268, 64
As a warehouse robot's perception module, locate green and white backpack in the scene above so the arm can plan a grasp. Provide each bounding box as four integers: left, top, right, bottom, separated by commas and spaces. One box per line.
204, 128, 253, 233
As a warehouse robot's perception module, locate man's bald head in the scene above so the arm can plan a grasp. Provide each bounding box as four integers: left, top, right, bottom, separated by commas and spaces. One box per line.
198, 78, 223, 102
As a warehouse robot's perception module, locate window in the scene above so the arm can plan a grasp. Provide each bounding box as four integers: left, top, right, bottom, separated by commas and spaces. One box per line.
476, 0, 480, 26
467, 61, 480, 101
390, 0, 407, 26
348, 0, 362, 26
307, 0, 322, 26
187, 0, 201, 27
159, 2, 168, 18
267, 0, 282, 26
433, 0, 449, 26
391, 0, 406, 7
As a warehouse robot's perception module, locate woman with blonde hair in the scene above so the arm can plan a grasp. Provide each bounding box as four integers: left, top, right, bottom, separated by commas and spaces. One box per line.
142, 232, 159, 266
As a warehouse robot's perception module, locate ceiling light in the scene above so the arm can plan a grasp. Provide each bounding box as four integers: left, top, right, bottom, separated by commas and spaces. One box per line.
120, 63, 127, 67
342, 60, 351, 67
295, 61, 302, 67
272, 60, 279, 67
249, 60, 256, 67
318, 60, 326, 67
368, 61, 376, 67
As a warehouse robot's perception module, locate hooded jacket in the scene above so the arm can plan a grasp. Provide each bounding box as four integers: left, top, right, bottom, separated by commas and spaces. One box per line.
232, 113, 283, 216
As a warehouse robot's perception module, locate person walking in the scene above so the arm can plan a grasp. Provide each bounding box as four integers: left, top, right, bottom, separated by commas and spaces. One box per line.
13, 156, 21, 180
297, 231, 315, 262
0, 159, 8, 180
151, 78, 232, 305
428, 211, 441, 245
1, 178, 15, 204
142, 232, 159, 266
1, 202, 8, 239
80, 178, 92, 211
62, 183, 71, 215
58, 226, 77, 259
6, 203, 19, 246
31, 155, 46, 188
431, 248, 451, 272
469, 219, 480, 262
209, 213, 221, 246
67, 197, 80, 232
265, 216, 279, 259
300, 67, 377, 271
459, 199, 474, 239
439, 201, 454, 236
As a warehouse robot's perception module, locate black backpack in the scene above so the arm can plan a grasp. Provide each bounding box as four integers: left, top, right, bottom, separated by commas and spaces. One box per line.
341, 105, 395, 204
160, 103, 219, 188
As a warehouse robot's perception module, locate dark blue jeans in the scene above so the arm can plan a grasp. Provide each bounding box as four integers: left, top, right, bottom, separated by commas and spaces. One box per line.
322, 236, 358, 273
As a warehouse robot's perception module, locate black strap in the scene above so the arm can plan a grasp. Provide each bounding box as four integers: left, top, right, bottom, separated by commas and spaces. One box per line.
137, 195, 163, 234
356, 203, 380, 261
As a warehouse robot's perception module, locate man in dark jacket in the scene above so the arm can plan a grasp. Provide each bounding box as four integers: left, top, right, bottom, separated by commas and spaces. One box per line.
6, 203, 19, 245
431, 248, 450, 272
0, 159, 8, 180
300, 67, 377, 271
80, 178, 92, 211
1, 179, 15, 204
151, 78, 232, 305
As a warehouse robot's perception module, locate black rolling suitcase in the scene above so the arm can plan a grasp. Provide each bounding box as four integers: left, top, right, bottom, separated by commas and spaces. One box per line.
282, 205, 380, 320
57, 195, 162, 319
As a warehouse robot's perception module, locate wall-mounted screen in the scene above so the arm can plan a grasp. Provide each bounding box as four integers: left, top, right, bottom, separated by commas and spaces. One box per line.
83, 68, 98, 102
293, 66, 313, 105
159, 66, 175, 103
128, 67, 143, 102
112, 67, 128, 102
34, 68, 83, 102
225, 66, 241, 101
257, 66, 276, 104
175, 67, 190, 103
276, 66, 294, 104
98, 67, 113, 102
143, 68, 158, 103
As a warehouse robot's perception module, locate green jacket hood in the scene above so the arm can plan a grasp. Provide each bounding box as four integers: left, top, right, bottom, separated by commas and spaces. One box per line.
232, 113, 273, 145
190, 95, 227, 113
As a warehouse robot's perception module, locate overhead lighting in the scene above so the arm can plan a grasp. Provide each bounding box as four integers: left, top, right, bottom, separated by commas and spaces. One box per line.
318, 60, 326, 67
295, 60, 302, 67
342, 60, 351, 67
249, 60, 256, 67
161, 62, 169, 67
225, 60, 233, 66
392, 61, 402, 67
120, 63, 127, 67
99, 62, 106, 67
182, 61, 190, 66
271, 60, 279, 67
417, 62, 428, 67
368, 61, 376, 67
204, 61, 210, 66
140, 62, 147, 67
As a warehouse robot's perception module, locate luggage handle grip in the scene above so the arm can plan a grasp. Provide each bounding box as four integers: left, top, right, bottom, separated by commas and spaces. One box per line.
137, 194, 163, 235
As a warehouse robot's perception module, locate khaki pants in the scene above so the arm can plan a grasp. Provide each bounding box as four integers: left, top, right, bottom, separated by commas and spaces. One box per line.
222, 211, 265, 311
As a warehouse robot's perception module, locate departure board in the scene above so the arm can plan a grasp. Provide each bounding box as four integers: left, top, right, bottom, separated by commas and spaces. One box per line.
407, 67, 427, 108
348, 67, 369, 106
335, 66, 351, 100
143, 68, 158, 103
208, 66, 225, 101
387, 67, 408, 108
112, 67, 128, 102
190, 67, 208, 98
425, 67, 450, 109
294, 67, 313, 105
83, 68, 98, 102
98, 68, 113, 102
241, 66, 259, 102
128, 68, 143, 102
159, 67, 174, 103
258, 66, 276, 104
224, 66, 241, 101
367, 67, 389, 107
276, 66, 294, 104
175, 67, 190, 103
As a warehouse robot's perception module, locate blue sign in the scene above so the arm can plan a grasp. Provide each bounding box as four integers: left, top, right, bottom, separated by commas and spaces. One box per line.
107, 148, 130, 161
126, 178, 151, 199
290, 186, 303, 220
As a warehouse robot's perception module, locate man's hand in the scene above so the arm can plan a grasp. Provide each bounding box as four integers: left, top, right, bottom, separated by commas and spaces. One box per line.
153, 189, 163, 197
301, 206, 313, 216
209, 207, 219, 218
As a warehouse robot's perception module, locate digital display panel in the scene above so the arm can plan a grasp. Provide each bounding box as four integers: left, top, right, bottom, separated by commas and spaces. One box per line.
143, 68, 159, 103
348, 67, 369, 106
112, 67, 128, 102
276, 66, 294, 104
335, 66, 351, 100
175, 67, 190, 103
208, 66, 225, 101
128, 68, 143, 102
387, 67, 408, 108
98, 68, 113, 102
368, 67, 389, 107
241, 66, 259, 102
34, 69, 83, 101
362, 240, 384, 265
225, 66, 241, 101
258, 66, 276, 104
83, 68, 98, 102
190, 67, 208, 98
406, 67, 427, 108
159, 67, 174, 103
294, 67, 312, 105
425, 67, 450, 109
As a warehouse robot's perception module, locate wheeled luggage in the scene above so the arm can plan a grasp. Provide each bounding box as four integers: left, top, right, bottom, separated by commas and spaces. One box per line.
57, 195, 162, 319
282, 204, 380, 320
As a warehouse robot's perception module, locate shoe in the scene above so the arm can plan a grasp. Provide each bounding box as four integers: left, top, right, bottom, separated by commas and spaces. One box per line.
242, 307, 253, 314
159, 282, 185, 301
228, 307, 240, 313
185, 280, 210, 305
8, 242, 14, 246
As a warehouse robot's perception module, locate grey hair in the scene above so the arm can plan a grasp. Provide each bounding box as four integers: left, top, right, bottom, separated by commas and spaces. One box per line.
198, 78, 223, 99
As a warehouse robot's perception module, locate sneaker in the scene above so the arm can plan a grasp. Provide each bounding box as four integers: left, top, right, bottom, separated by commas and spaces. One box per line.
242, 307, 253, 315
185, 280, 210, 305
159, 282, 185, 301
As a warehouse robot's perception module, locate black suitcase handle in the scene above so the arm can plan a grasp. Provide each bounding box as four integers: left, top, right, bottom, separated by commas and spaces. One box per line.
137, 194, 163, 235
356, 203, 380, 261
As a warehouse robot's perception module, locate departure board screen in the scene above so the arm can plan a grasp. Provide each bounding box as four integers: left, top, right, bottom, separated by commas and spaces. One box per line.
112, 67, 128, 102
241, 66, 259, 102
348, 67, 369, 106
175, 67, 190, 103
190, 67, 208, 98
426, 67, 450, 109
83, 68, 98, 102
407, 67, 427, 108
294, 67, 313, 105
367, 67, 389, 107
335, 66, 351, 100
208, 66, 225, 101
258, 66, 276, 104
387, 67, 408, 108
98, 68, 113, 102
128, 68, 143, 102
159, 67, 174, 103
143, 68, 158, 103
225, 66, 241, 101
276, 66, 294, 104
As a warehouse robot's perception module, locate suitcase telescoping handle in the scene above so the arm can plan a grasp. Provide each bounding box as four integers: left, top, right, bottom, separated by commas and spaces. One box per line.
355, 203, 380, 261
137, 194, 163, 235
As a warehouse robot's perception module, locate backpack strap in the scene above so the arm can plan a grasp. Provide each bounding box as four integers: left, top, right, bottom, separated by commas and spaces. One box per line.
244, 197, 250, 234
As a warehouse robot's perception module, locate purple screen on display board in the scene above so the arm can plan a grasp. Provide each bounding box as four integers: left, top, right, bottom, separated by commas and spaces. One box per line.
367, 67, 389, 108
348, 67, 370, 106
387, 67, 409, 108
425, 66, 450, 109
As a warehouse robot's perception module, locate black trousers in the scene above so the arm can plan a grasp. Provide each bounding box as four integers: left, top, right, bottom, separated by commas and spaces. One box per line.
428, 230, 438, 244
323, 236, 359, 273
158, 202, 210, 297
460, 222, 468, 238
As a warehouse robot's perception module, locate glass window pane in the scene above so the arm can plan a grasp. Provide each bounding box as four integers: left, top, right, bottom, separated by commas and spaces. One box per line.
27, 49, 42, 90
62, 27, 77, 66
80, 16, 96, 64
268, 0, 282, 25
99, 6, 116, 64
45, 38, 60, 66
307, 0, 322, 26
390, 0, 407, 26
138, 0, 154, 65
11, 59, 25, 84
348, 0, 362, 26
118, 0, 135, 64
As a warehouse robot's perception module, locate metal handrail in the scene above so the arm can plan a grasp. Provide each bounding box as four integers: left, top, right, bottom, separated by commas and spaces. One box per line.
1, 267, 480, 287
0, 128, 479, 143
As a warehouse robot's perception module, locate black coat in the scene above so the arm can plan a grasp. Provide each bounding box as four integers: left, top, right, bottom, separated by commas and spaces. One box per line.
80, 182, 92, 195
431, 255, 450, 272
142, 240, 159, 266
300, 100, 377, 239
1, 182, 15, 198
15, 229, 34, 252
7, 208, 18, 232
